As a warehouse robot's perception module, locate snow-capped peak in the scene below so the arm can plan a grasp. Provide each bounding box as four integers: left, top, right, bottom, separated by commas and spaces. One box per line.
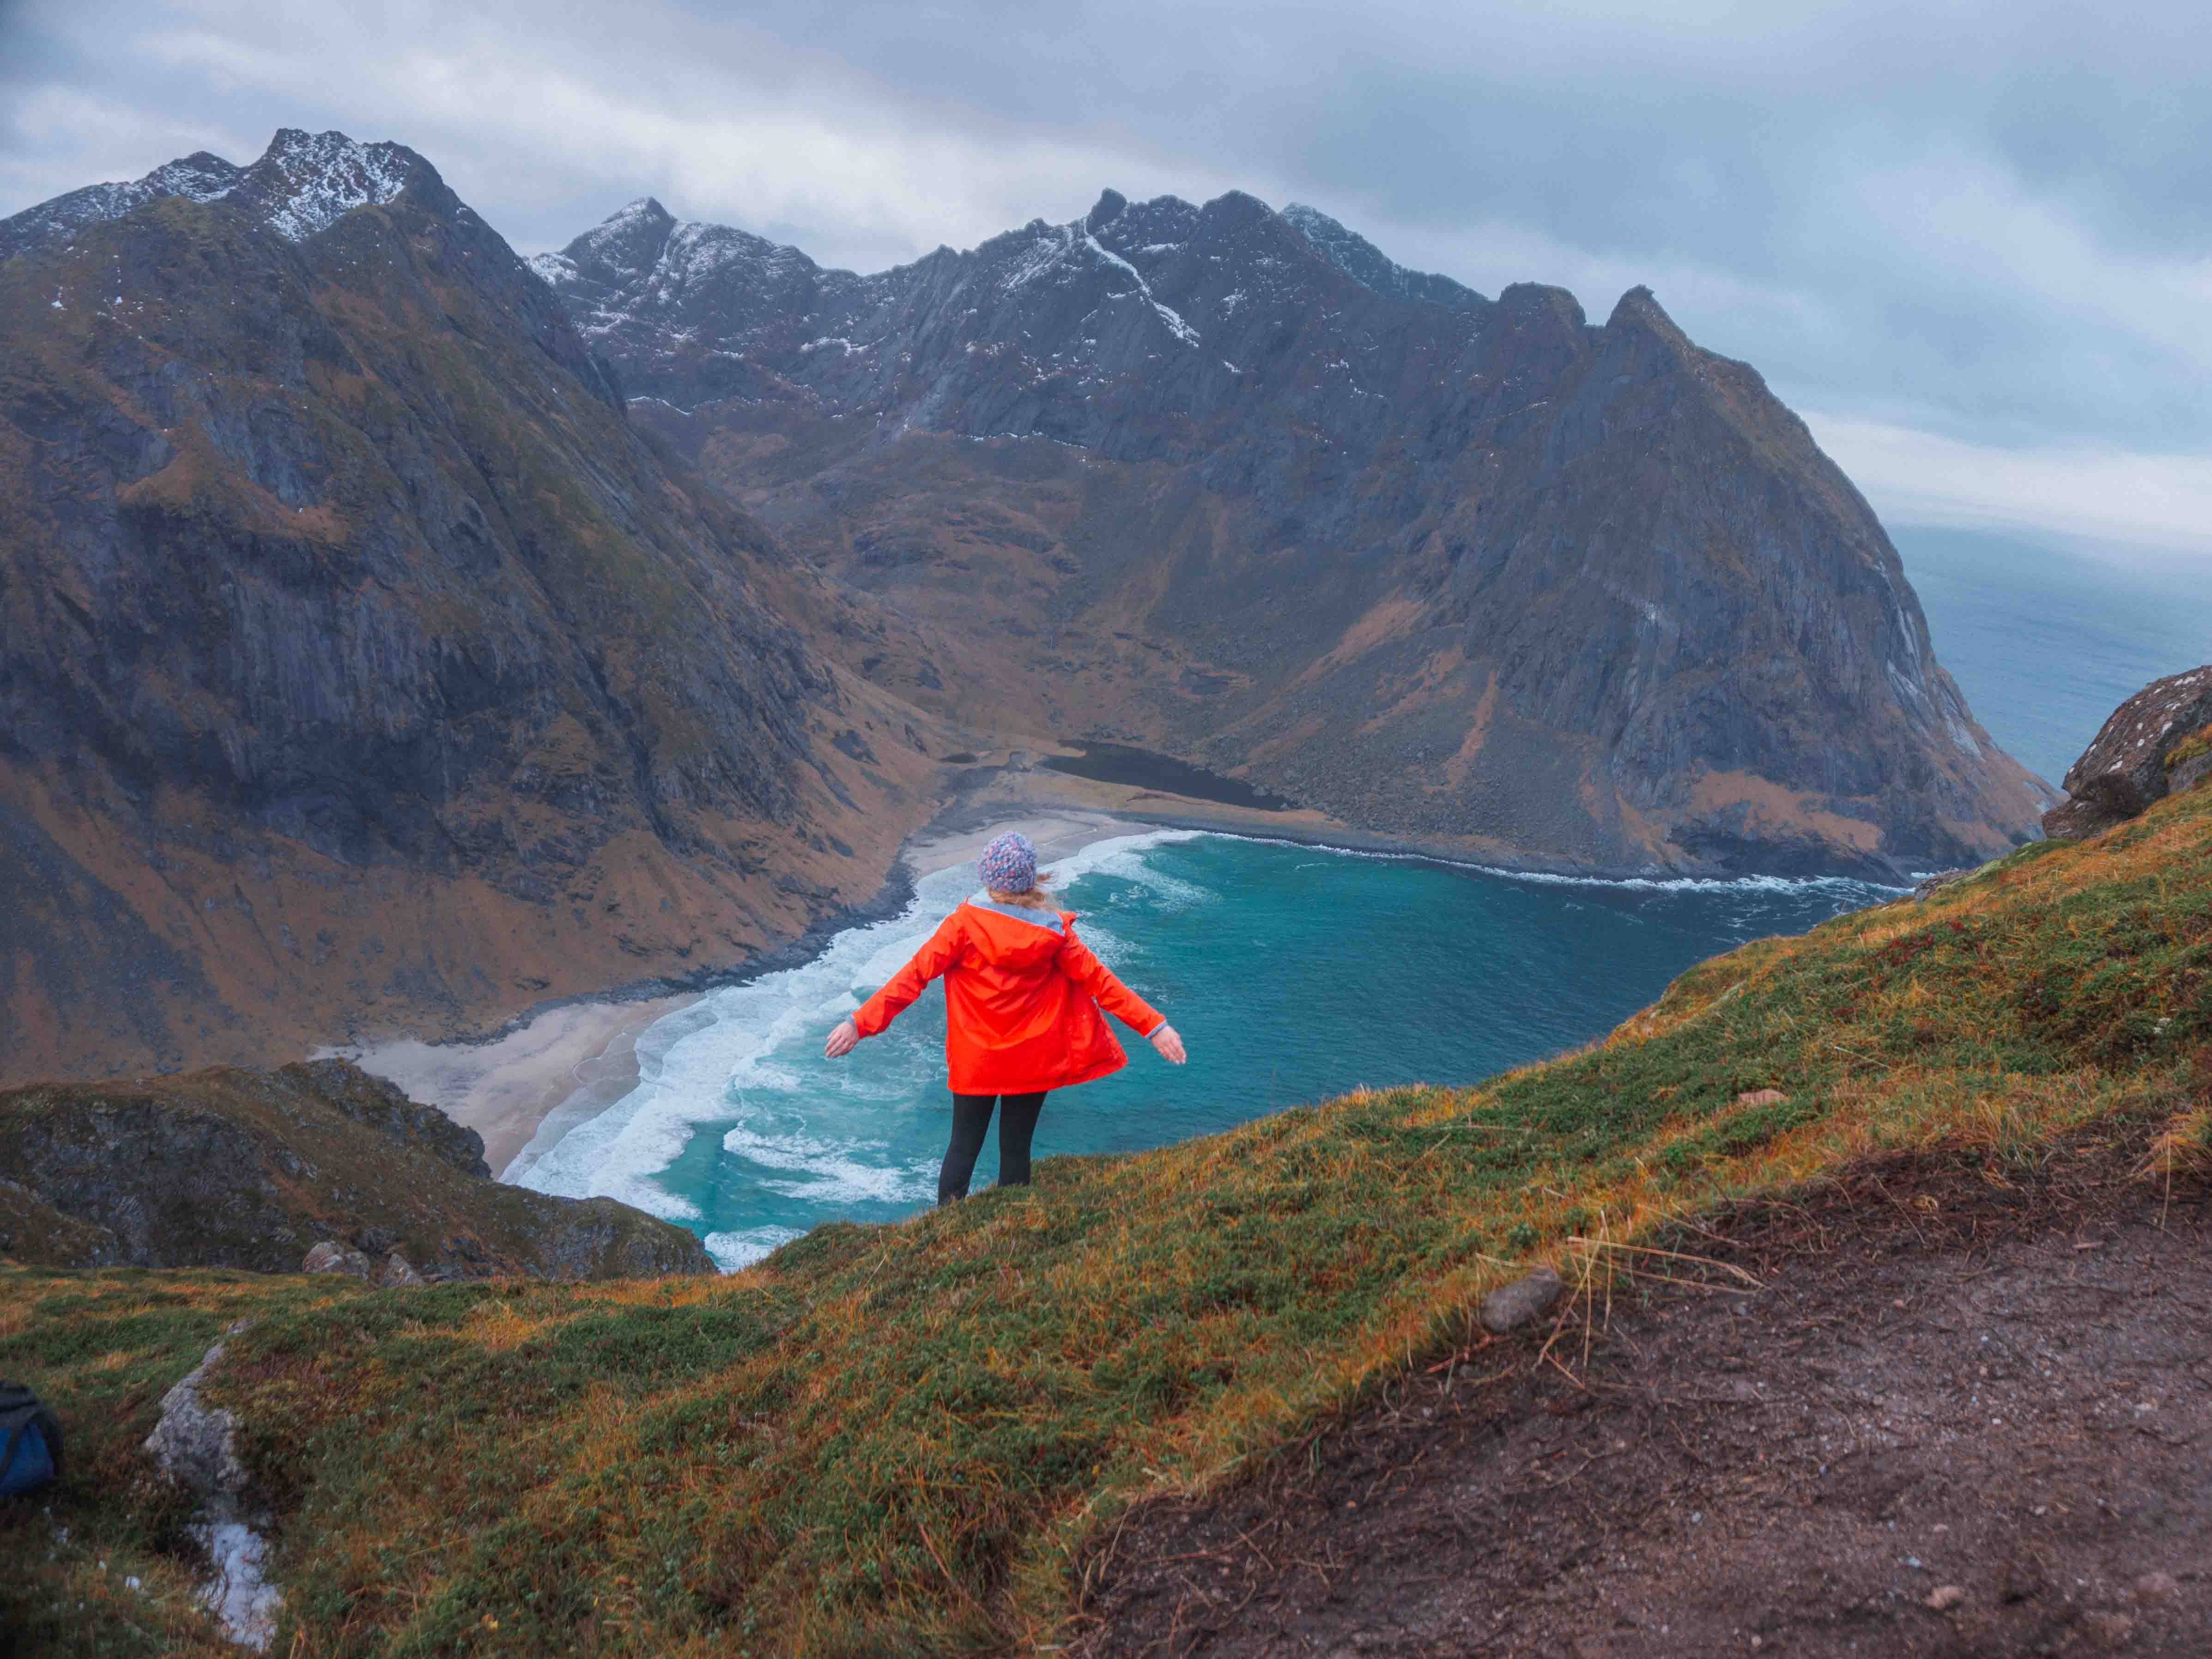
0, 152, 243, 262
0, 129, 423, 263
242, 129, 419, 243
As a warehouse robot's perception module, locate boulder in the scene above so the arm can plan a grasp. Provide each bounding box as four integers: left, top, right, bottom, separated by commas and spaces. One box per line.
2042, 666, 2212, 840
377, 1252, 426, 1288
302, 1241, 374, 1278
144, 1335, 254, 1500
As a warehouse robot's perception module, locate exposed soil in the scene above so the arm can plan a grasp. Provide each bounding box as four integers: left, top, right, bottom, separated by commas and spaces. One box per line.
1079, 1139, 2212, 1657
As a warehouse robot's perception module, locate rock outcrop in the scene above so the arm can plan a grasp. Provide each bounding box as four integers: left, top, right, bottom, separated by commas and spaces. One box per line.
2042, 666, 2212, 840
144, 1330, 283, 1650
536, 188, 2050, 880
0, 1059, 713, 1277
0, 130, 939, 1084
0, 1175, 122, 1265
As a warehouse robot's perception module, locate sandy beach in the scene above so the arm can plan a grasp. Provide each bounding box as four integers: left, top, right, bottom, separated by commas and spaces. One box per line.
329, 993, 699, 1178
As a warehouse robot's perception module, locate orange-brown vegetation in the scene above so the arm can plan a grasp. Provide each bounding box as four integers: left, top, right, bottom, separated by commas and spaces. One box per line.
6, 771, 2206, 1655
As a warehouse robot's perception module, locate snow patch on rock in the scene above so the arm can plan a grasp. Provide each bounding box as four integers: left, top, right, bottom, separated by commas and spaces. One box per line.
1083, 231, 1200, 347
249, 129, 415, 242
528, 251, 578, 286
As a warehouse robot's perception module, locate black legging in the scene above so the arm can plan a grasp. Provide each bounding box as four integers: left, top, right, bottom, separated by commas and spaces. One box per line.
939, 1091, 1048, 1203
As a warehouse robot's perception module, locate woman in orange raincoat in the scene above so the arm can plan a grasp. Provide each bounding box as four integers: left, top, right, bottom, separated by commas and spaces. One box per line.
824, 830, 1187, 1203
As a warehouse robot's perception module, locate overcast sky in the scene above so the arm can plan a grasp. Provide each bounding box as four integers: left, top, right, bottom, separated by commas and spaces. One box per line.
5, 0, 2209, 559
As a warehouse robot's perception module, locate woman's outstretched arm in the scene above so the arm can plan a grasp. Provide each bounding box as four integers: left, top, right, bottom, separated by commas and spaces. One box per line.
825, 912, 964, 1058
1060, 926, 1186, 1064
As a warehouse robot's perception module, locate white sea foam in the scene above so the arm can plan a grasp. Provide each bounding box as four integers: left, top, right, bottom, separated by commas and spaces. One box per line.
704, 1227, 806, 1271
1216, 831, 1903, 897
721, 1124, 933, 1206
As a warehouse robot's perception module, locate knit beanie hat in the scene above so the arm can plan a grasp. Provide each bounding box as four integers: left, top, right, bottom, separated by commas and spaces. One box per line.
979, 830, 1038, 894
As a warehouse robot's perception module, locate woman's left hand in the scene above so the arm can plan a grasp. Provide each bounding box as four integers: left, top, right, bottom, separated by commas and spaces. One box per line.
824, 1017, 861, 1059
1149, 1023, 1187, 1065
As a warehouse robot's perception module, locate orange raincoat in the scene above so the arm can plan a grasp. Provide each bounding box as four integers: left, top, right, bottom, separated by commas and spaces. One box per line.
852, 898, 1164, 1095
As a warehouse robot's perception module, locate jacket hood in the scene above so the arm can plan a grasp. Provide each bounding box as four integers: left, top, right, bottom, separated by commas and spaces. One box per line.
960, 896, 1070, 969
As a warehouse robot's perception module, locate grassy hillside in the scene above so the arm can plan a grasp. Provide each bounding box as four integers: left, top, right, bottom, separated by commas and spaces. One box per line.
4, 781, 2207, 1656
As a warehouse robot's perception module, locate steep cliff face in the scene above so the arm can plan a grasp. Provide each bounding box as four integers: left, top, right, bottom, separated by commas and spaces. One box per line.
538, 188, 2049, 878
0, 131, 938, 1083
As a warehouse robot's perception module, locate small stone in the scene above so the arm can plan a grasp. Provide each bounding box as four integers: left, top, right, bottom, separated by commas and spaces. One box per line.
1734, 1088, 1788, 1107
1480, 1265, 1567, 1334
1927, 1584, 1967, 1611
376, 1252, 425, 1289
2134, 1571, 2179, 1602
301, 1241, 373, 1278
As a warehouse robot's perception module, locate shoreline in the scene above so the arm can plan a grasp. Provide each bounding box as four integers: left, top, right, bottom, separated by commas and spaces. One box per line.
340, 756, 1918, 1179
323, 994, 702, 1178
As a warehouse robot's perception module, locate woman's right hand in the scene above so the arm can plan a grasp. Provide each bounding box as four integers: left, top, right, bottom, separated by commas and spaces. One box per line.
824, 1017, 860, 1059
1149, 1023, 1187, 1065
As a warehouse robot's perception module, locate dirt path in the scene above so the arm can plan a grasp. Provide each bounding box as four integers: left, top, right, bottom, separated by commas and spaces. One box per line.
1079, 1143, 2212, 1657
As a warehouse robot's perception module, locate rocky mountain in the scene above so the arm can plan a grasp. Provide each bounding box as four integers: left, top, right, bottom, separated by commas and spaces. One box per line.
1279, 203, 1490, 312
0, 1057, 711, 1276
536, 188, 2050, 879
0, 130, 944, 1084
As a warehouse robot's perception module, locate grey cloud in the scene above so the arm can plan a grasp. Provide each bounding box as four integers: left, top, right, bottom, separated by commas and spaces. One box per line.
3, 0, 2208, 539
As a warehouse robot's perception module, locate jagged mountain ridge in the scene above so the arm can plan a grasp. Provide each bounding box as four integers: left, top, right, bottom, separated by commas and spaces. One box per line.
1279, 203, 1490, 311
535, 186, 2050, 878
0, 130, 941, 1083
0, 129, 422, 262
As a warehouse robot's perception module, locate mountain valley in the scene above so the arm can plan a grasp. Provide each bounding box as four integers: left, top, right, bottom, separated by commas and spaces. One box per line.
2, 130, 2049, 1082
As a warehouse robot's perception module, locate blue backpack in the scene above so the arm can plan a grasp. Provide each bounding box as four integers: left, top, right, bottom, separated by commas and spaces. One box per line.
0, 1381, 63, 1496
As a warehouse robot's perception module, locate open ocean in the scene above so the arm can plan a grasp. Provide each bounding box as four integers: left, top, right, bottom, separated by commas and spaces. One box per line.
516, 528, 2210, 1267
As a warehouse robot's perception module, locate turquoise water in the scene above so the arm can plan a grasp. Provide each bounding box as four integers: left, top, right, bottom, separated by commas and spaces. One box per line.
515, 834, 1892, 1265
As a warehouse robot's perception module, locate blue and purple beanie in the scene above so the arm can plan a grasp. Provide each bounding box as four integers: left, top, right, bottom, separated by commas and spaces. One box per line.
979, 830, 1038, 894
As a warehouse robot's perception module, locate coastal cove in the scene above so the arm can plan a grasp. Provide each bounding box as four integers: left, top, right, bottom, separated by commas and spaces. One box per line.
495, 824, 1896, 1267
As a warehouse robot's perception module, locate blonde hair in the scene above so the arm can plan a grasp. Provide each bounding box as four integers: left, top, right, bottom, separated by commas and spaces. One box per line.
988, 871, 1059, 910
